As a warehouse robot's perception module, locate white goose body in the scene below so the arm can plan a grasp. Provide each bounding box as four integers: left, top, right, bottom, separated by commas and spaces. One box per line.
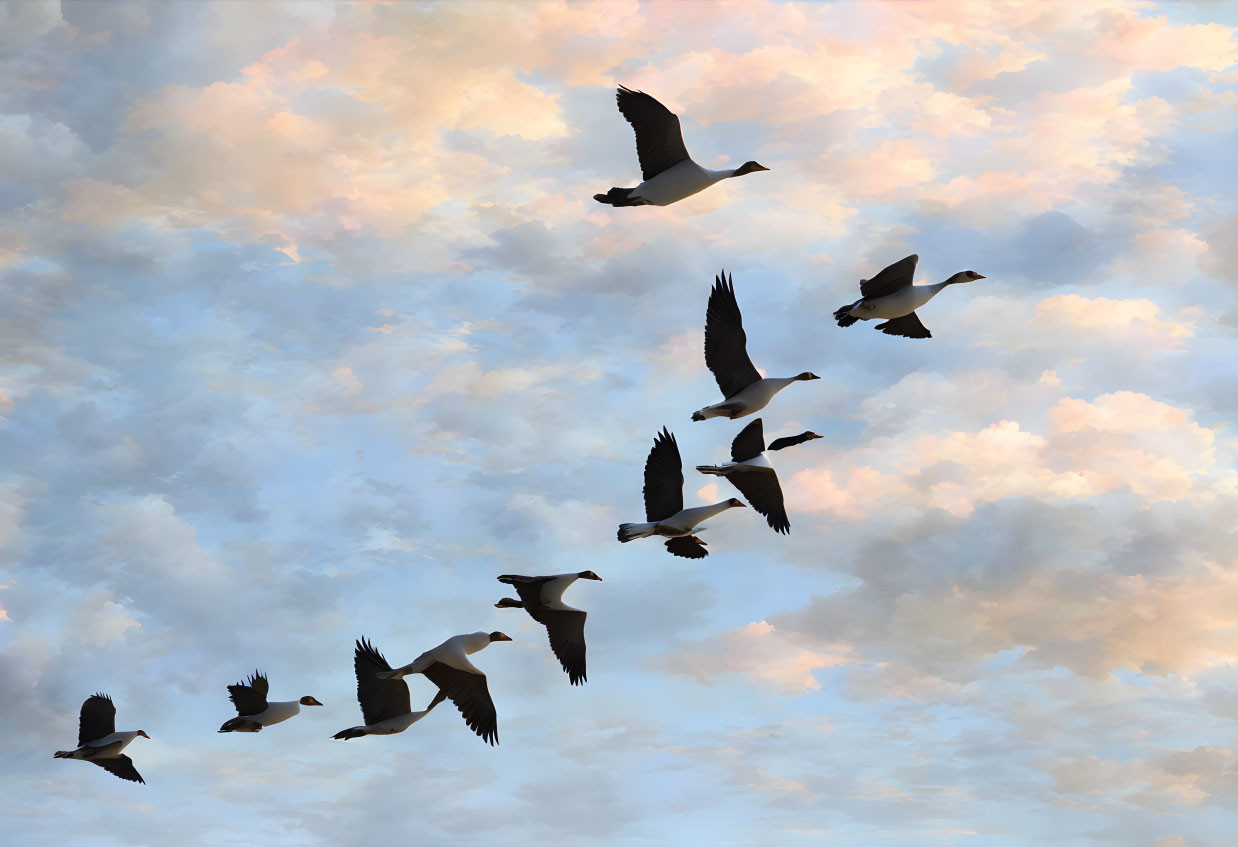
698, 453, 774, 475
62, 730, 143, 758
54, 693, 149, 783
695, 421, 823, 535
218, 671, 322, 733
537, 574, 583, 611
621, 499, 745, 540
392, 632, 493, 677
693, 376, 800, 421
332, 638, 446, 741
247, 700, 302, 727
617, 427, 747, 558
834, 255, 984, 339
594, 87, 767, 207
849, 282, 952, 320
377, 631, 510, 745
631, 161, 736, 206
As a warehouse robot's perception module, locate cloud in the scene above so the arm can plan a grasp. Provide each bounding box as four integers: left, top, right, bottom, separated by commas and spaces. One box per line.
657, 620, 857, 695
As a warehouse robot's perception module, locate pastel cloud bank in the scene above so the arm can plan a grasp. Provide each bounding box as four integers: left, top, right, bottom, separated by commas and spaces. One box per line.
2, 2, 1237, 846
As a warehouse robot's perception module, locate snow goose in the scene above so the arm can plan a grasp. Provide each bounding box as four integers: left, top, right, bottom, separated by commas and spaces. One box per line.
376, 631, 512, 746
833, 254, 984, 338
693, 272, 819, 421
218, 671, 322, 732
594, 86, 768, 207
495, 571, 602, 685
696, 418, 823, 534
54, 693, 149, 784
617, 427, 746, 558
333, 638, 446, 740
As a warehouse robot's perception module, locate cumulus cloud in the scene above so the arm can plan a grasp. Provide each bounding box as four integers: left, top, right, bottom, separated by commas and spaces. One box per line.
3, 2, 1238, 845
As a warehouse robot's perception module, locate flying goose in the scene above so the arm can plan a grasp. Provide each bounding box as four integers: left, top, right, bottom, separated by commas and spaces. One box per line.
54, 693, 149, 784
697, 418, 823, 534
495, 571, 602, 685
594, 86, 768, 207
218, 671, 322, 732
617, 427, 746, 558
693, 272, 819, 421
376, 631, 512, 746
333, 638, 447, 740
833, 254, 984, 338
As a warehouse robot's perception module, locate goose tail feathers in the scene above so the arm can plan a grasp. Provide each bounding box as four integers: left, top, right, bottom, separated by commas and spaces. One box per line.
696, 464, 728, 476
332, 726, 367, 741
834, 304, 860, 327
594, 187, 646, 206
618, 522, 657, 542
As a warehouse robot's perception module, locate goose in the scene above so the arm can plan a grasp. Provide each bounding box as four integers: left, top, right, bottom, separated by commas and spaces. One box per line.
495, 571, 602, 685
376, 631, 512, 746
54, 693, 149, 784
693, 272, 819, 421
217, 671, 323, 732
696, 418, 823, 534
594, 86, 768, 207
617, 427, 746, 558
833, 254, 984, 338
333, 638, 447, 740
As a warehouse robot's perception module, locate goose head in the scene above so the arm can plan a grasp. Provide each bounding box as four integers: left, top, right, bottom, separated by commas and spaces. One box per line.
947, 270, 985, 284
136, 730, 151, 740
769, 431, 825, 451
726, 498, 747, 508
489, 631, 514, 642
299, 696, 324, 706
732, 161, 770, 177
577, 570, 603, 581
494, 597, 524, 609
794, 372, 821, 381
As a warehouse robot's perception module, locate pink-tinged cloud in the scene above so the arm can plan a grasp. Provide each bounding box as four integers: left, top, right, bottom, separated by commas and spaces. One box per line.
658, 620, 858, 695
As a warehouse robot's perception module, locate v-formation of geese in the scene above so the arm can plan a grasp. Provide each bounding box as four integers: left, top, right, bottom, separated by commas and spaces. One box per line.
55, 86, 984, 784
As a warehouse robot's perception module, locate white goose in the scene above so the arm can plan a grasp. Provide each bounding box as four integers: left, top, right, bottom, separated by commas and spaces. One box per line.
833, 254, 984, 338
693, 272, 819, 421
218, 671, 322, 732
697, 418, 823, 535
594, 86, 768, 207
618, 427, 746, 558
495, 571, 602, 686
54, 693, 149, 784
333, 638, 446, 740
376, 631, 512, 746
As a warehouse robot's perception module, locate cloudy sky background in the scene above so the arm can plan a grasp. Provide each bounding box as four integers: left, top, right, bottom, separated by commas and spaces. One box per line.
3, 0, 1238, 844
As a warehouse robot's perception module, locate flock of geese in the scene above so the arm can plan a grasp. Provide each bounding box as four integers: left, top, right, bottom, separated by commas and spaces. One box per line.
54, 86, 984, 784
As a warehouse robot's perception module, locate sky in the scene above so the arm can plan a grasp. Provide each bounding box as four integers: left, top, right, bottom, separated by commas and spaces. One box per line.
2, 0, 1238, 844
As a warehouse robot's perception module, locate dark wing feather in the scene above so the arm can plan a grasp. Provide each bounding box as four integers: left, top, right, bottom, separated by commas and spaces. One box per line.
79, 694, 116, 745
859, 254, 918, 298
422, 662, 499, 746
665, 536, 708, 559
92, 755, 144, 784
529, 609, 587, 685
496, 574, 555, 607
704, 272, 762, 399
354, 638, 411, 726
227, 670, 269, 717
643, 427, 684, 522
730, 418, 766, 462
874, 312, 932, 339
615, 86, 691, 180
728, 470, 790, 534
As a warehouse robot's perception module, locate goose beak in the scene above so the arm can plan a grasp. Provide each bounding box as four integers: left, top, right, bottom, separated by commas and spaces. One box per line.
753, 164, 770, 171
